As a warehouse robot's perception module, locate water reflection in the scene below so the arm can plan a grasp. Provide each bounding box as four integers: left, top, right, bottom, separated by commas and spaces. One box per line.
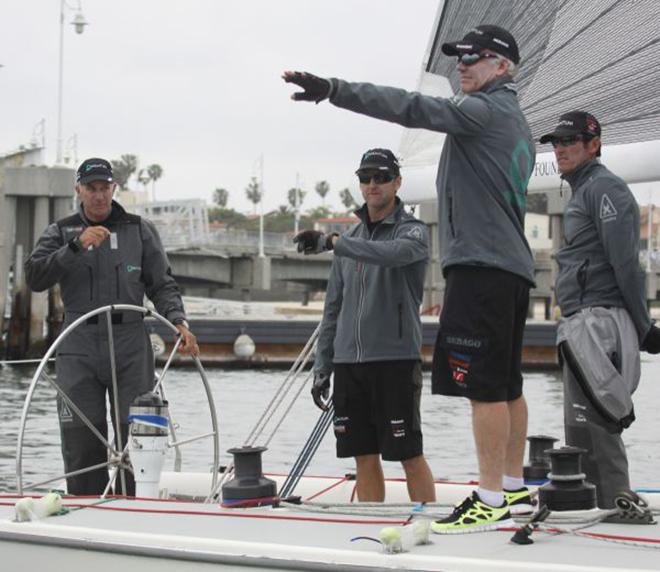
1, 359, 658, 492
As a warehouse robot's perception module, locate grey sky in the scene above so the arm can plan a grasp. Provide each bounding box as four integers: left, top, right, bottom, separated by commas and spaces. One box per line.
1, 0, 438, 213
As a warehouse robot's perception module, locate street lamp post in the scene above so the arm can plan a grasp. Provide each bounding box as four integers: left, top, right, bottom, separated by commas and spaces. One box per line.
294, 172, 301, 235
258, 155, 265, 258
56, 0, 88, 165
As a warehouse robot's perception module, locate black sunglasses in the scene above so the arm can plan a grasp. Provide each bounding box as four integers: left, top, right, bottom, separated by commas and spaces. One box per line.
551, 135, 589, 148
457, 52, 501, 66
357, 171, 395, 185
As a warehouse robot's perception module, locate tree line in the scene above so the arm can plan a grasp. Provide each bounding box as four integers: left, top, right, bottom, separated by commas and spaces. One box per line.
209, 178, 360, 232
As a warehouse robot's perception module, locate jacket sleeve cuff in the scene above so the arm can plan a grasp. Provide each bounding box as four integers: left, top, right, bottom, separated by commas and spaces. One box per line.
328, 78, 341, 102
166, 310, 187, 324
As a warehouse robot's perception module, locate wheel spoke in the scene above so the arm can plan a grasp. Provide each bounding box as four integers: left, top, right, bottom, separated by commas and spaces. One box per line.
41, 370, 117, 454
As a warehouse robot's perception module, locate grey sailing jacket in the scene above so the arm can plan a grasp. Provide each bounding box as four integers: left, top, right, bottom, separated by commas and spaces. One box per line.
329, 76, 535, 285
314, 199, 428, 374
25, 201, 186, 325
555, 159, 651, 342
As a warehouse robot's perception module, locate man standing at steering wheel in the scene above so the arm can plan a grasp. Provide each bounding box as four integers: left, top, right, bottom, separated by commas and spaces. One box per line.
26, 157, 198, 496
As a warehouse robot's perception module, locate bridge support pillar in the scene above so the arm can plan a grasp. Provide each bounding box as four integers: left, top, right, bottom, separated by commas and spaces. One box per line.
253, 256, 271, 290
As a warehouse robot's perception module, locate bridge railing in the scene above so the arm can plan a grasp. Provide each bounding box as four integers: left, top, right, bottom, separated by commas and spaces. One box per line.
159, 228, 298, 253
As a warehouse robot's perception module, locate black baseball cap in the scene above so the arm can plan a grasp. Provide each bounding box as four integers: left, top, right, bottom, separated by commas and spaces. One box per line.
539, 111, 602, 144
76, 158, 114, 185
442, 25, 520, 65
356, 148, 400, 175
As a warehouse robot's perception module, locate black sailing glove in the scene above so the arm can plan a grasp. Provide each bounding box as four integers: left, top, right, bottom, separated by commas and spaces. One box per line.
293, 230, 337, 254
311, 372, 331, 411
641, 324, 660, 354
283, 71, 333, 103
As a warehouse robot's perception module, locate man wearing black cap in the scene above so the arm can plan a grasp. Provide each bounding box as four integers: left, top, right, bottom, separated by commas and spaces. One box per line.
284, 24, 535, 532
540, 112, 660, 508
25, 157, 198, 496
293, 149, 436, 503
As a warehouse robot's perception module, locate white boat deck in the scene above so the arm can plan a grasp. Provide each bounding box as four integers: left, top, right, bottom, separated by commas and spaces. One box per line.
2, 477, 659, 572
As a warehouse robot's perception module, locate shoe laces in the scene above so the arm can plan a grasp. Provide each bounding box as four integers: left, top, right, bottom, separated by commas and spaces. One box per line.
449, 493, 477, 517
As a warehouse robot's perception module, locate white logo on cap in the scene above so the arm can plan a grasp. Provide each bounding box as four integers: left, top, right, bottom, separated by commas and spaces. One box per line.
492, 38, 510, 48
558, 120, 574, 127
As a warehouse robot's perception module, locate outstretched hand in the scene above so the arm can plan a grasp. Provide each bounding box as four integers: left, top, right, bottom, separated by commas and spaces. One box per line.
293, 230, 337, 254
282, 71, 332, 103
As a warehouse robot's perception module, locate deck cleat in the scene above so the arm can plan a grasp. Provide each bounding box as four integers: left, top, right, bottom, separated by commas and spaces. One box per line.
510, 504, 551, 545
603, 489, 656, 525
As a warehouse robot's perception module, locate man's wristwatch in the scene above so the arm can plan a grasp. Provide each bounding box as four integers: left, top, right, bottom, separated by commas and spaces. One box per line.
68, 236, 83, 253
173, 318, 190, 329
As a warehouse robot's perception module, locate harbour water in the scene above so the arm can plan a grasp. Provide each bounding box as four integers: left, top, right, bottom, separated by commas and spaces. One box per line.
1, 356, 659, 492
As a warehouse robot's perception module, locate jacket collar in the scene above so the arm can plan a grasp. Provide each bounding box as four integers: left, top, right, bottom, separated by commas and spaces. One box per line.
78, 199, 126, 226
480, 74, 517, 95
561, 158, 601, 190
354, 196, 404, 225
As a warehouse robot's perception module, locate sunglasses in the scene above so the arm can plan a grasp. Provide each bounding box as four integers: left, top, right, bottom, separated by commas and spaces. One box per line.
357, 171, 395, 185
457, 52, 501, 66
551, 135, 588, 148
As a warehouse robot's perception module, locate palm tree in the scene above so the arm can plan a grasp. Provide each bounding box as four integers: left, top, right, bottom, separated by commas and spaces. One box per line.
111, 154, 138, 191
121, 154, 138, 181
287, 187, 306, 211
147, 164, 163, 201
111, 160, 131, 191
245, 177, 261, 215
315, 180, 330, 206
137, 169, 151, 194
213, 188, 229, 208
340, 187, 358, 210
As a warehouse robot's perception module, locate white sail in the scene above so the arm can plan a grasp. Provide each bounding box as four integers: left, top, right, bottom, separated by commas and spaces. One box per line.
397, 0, 660, 202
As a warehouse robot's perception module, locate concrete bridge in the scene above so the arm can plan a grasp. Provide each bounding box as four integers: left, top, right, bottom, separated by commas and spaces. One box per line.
167, 246, 335, 297
166, 244, 556, 314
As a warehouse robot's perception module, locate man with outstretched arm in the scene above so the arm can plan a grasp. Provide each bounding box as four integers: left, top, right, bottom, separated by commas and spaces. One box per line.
284, 24, 536, 532
26, 157, 198, 496
294, 148, 435, 503
540, 112, 660, 509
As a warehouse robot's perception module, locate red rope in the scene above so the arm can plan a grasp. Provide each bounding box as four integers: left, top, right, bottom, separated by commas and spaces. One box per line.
304, 476, 349, 501
49, 503, 407, 525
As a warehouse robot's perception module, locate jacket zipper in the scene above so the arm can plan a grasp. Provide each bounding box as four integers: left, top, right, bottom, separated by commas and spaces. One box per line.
577, 258, 589, 304
88, 267, 94, 301
398, 303, 403, 338
116, 266, 120, 298
448, 194, 456, 237
355, 224, 376, 362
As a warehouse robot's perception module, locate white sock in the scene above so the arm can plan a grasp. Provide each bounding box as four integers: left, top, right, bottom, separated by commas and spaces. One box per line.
477, 487, 504, 507
503, 476, 525, 491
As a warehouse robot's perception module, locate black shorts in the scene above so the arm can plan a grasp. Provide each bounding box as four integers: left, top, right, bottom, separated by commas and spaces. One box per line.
332, 360, 423, 462
431, 265, 530, 402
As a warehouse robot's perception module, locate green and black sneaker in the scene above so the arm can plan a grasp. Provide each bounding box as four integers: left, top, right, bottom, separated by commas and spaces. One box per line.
504, 487, 536, 515
430, 492, 514, 534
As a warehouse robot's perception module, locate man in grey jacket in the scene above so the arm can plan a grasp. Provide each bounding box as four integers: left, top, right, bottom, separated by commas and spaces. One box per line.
540, 112, 660, 508
26, 157, 198, 496
294, 149, 435, 502
285, 24, 534, 532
